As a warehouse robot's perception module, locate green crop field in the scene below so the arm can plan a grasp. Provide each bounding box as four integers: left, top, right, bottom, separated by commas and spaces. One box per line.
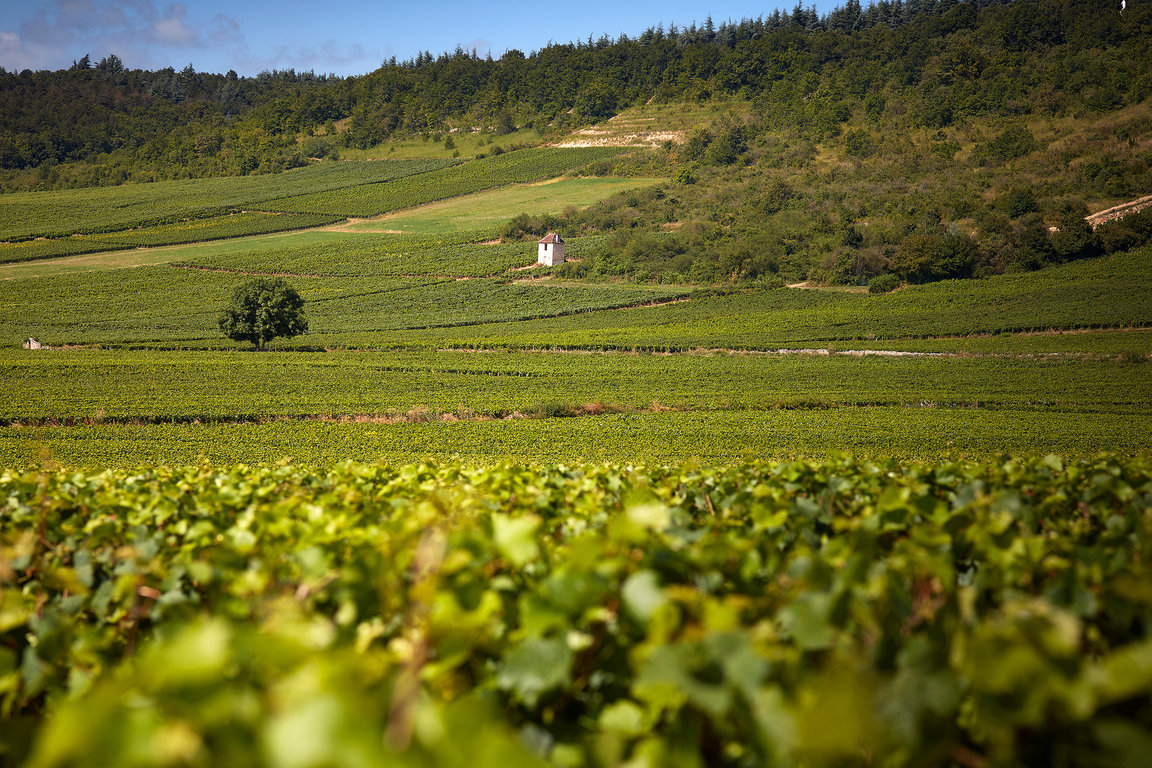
2, 195, 1151, 468
71, 212, 342, 250
0, 238, 134, 265
169, 234, 611, 278
0, 159, 454, 241
396, 247, 1152, 352
343, 177, 663, 237
263, 147, 628, 218
0, 265, 687, 346
0, 151, 633, 267
4, 346, 1149, 422
0, 232, 349, 279
2, 115, 1151, 768
5, 5, 1152, 765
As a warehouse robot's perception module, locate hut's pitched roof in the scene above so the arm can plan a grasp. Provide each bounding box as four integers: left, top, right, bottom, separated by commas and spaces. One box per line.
538, 232, 564, 244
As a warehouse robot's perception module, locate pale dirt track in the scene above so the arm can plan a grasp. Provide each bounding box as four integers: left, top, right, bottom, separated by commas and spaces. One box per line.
1086, 194, 1152, 229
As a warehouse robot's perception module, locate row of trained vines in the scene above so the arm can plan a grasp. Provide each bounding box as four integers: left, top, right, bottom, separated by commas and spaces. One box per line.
0, 159, 456, 242
0, 213, 348, 265
171, 234, 613, 279
1, 457, 1150, 767
263, 148, 627, 218
0, 149, 625, 264
399, 246, 1152, 352
173, 235, 544, 278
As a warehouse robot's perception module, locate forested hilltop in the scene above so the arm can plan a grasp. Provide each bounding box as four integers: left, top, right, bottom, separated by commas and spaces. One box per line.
2, 0, 1151, 286
1, 0, 1148, 190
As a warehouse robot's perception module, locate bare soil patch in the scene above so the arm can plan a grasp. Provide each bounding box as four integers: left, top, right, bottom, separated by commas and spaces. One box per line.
552, 114, 686, 148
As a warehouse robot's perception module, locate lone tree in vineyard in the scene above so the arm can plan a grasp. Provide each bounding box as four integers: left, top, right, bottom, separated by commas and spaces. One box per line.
218, 277, 308, 351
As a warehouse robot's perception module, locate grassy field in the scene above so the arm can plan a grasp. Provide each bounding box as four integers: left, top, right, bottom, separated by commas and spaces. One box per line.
342, 177, 663, 236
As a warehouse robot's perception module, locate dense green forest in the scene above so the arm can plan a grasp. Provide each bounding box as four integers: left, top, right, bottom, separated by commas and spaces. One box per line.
2, 0, 1148, 189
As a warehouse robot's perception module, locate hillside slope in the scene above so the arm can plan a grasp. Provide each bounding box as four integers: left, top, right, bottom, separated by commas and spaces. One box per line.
2, 0, 1149, 192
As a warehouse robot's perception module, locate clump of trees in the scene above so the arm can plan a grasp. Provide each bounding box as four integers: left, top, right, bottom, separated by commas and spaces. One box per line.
1097, 205, 1152, 253
218, 278, 308, 351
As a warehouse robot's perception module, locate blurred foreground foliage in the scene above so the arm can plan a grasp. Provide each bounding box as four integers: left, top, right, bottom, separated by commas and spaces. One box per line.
1, 455, 1151, 766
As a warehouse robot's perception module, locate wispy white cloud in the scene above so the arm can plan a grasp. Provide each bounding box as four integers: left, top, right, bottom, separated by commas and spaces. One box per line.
151, 4, 199, 46
0, 0, 245, 72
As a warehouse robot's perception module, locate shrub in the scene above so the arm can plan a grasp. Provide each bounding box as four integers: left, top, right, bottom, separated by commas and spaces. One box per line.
1049, 215, 1100, 262
975, 124, 1038, 164
1098, 206, 1152, 253
1009, 213, 1056, 268
554, 260, 590, 279
1003, 189, 1039, 218
845, 129, 872, 157
891, 232, 977, 283
868, 273, 900, 293
704, 125, 747, 166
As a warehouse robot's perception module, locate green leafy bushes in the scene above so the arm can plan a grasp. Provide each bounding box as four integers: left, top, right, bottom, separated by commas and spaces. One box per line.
2, 456, 1152, 766
892, 232, 978, 283
868, 273, 900, 293
1097, 205, 1152, 254
973, 124, 1040, 165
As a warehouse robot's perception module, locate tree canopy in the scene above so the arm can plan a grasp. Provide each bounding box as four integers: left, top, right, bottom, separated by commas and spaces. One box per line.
217, 278, 308, 351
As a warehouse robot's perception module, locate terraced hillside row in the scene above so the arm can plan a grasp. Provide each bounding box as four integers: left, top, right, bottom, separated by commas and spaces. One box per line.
262, 147, 626, 218
0, 159, 454, 241
0, 148, 625, 264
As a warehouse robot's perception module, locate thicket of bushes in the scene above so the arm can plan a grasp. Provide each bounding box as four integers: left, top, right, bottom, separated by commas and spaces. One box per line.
502, 141, 1152, 288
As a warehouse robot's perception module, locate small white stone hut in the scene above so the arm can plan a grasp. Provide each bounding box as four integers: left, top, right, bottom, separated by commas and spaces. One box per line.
537, 232, 565, 266
22, 337, 41, 350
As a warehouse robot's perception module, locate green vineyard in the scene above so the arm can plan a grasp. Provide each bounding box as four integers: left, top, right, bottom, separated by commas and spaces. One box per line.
2, 36, 1152, 766
0, 159, 455, 241
2, 458, 1150, 767
73, 212, 343, 250
263, 148, 628, 218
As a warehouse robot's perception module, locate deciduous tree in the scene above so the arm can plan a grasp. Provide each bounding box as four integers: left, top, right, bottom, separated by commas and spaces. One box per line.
218, 278, 308, 351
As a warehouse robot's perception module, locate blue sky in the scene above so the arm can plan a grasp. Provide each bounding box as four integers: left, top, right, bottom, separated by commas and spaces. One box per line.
0, 0, 839, 77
